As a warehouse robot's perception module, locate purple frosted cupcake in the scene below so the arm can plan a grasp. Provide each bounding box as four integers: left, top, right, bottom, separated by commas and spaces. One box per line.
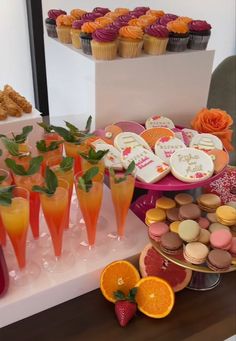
158, 14, 178, 26
144, 24, 169, 55
91, 28, 118, 60
81, 12, 102, 21
133, 7, 150, 13
45, 9, 66, 38
71, 20, 85, 49
93, 7, 110, 15
188, 20, 212, 50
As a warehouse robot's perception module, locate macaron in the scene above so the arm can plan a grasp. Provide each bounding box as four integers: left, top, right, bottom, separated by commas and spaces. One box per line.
183, 242, 209, 265
170, 221, 181, 233
179, 204, 201, 220
166, 207, 180, 222
178, 220, 200, 242
210, 229, 233, 250
207, 249, 232, 271
198, 228, 210, 245
229, 237, 236, 256
197, 193, 221, 213
209, 222, 230, 233
216, 205, 236, 226
148, 222, 169, 242
197, 217, 210, 229
155, 196, 176, 210
206, 212, 218, 223
145, 208, 166, 225
174, 193, 193, 206
160, 232, 183, 255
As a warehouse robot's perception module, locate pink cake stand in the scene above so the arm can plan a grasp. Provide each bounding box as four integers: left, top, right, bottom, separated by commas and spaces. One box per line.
131, 169, 226, 222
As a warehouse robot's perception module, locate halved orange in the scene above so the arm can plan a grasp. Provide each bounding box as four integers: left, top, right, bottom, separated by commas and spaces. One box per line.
100, 260, 140, 303
135, 276, 175, 318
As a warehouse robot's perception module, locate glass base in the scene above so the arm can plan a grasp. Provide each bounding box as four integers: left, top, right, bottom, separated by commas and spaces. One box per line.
187, 271, 221, 291
107, 232, 135, 252
42, 249, 75, 273
9, 262, 41, 287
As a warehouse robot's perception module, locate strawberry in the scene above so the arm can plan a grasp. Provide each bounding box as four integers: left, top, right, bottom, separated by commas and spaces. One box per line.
114, 288, 137, 327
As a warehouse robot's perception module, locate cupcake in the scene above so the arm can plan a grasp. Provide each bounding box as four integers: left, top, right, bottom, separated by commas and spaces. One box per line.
167, 20, 189, 52
45, 9, 66, 38
93, 7, 110, 16
118, 26, 144, 58
144, 24, 169, 55
91, 28, 118, 60
133, 7, 150, 13
95, 17, 113, 27
146, 10, 165, 19
114, 8, 130, 15
70, 9, 87, 20
188, 20, 212, 50
138, 15, 157, 27
129, 10, 146, 18
80, 22, 102, 55
158, 14, 179, 26
81, 12, 102, 21
104, 12, 120, 20
128, 18, 145, 29
176, 16, 193, 24
71, 20, 85, 49
56, 15, 75, 43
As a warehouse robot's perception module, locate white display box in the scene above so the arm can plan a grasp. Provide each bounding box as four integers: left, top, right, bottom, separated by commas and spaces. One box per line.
44, 37, 214, 129
0, 109, 43, 169
0, 185, 148, 327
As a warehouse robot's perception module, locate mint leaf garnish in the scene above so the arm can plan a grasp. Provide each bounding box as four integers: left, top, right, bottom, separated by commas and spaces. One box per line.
84, 115, 92, 133
0, 186, 15, 207
60, 157, 74, 172
37, 122, 53, 133
79, 147, 109, 164
1, 138, 20, 156
77, 166, 99, 192
110, 161, 135, 184
65, 121, 79, 134
32, 167, 58, 196
12, 125, 33, 144
5, 156, 43, 176
36, 140, 62, 152
51, 126, 76, 143
0, 175, 7, 184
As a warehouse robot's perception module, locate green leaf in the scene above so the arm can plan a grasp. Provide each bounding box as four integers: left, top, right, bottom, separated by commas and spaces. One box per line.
13, 125, 33, 143
60, 157, 74, 172
51, 126, 76, 143
114, 290, 126, 301
77, 166, 99, 192
27, 156, 43, 175
110, 161, 135, 184
127, 287, 138, 302
84, 115, 92, 133
36, 140, 62, 152
80, 147, 109, 163
32, 185, 50, 195
0, 175, 7, 184
0, 149, 2, 157
0, 186, 15, 206
5, 158, 27, 175
1, 138, 19, 156
37, 122, 53, 133
65, 121, 79, 134
78, 177, 86, 192
45, 167, 58, 195
125, 161, 135, 176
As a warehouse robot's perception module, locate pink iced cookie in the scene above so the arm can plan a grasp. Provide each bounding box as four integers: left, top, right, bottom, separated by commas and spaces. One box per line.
148, 222, 169, 242
210, 229, 233, 250
229, 237, 236, 256
197, 217, 210, 229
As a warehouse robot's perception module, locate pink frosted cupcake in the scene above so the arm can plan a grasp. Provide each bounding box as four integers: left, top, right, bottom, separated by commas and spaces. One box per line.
91, 28, 118, 60
144, 24, 169, 55
45, 9, 66, 38
188, 20, 212, 50
71, 20, 85, 49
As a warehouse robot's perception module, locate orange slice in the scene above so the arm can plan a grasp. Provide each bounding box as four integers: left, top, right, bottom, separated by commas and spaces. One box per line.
100, 260, 140, 303
135, 276, 175, 318
140, 128, 174, 149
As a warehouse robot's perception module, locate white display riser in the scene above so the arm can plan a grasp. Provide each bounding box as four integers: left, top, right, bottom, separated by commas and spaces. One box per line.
0, 109, 43, 169
0, 185, 149, 327
44, 36, 214, 129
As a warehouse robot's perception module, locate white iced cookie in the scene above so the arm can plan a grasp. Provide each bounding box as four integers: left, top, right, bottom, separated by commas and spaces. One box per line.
155, 137, 186, 164
182, 128, 198, 144
170, 147, 214, 183
145, 115, 175, 129
114, 132, 151, 152
121, 147, 170, 183
190, 133, 223, 151
92, 141, 123, 170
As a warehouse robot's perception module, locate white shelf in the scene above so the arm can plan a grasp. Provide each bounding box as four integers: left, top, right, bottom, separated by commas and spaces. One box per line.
0, 185, 149, 327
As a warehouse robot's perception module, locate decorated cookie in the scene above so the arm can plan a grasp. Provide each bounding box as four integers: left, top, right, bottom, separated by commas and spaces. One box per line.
170, 147, 214, 183
154, 136, 186, 164
190, 133, 223, 151
182, 128, 198, 144
206, 149, 229, 173
140, 128, 175, 149
121, 147, 170, 183
104, 124, 123, 142
114, 121, 145, 134
92, 140, 123, 170
91, 131, 114, 145
172, 128, 189, 146
145, 115, 175, 129
114, 132, 151, 151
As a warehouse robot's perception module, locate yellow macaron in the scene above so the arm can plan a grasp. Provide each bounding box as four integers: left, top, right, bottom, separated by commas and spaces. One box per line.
216, 205, 236, 226
156, 196, 176, 210
146, 208, 166, 225
170, 221, 181, 233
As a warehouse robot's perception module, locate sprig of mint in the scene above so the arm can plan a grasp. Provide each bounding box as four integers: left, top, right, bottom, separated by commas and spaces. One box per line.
65, 115, 92, 136
32, 167, 58, 196
11, 126, 33, 144
59, 157, 74, 172
0, 174, 7, 184
79, 147, 109, 165
36, 140, 63, 152
77, 167, 99, 192
37, 122, 54, 133
1, 137, 20, 156
0, 186, 15, 207
51, 125, 93, 145
110, 161, 135, 184
5, 156, 43, 176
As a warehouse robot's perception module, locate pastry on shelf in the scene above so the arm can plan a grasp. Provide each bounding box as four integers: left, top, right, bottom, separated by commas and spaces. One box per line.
0, 91, 22, 117
4, 85, 32, 113
0, 104, 7, 120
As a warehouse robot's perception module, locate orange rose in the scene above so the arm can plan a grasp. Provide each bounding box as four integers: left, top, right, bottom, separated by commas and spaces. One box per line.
192, 108, 234, 151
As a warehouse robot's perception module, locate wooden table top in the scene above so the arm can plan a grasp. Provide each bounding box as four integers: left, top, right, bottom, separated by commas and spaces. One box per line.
0, 272, 235, 341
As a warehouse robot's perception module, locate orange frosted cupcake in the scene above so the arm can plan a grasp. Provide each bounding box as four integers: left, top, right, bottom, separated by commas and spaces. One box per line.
146, 10, 165, 19
104, 12, 120, 20
138, 15, 157, 27
114, 8, 130, 15
176, 16, 193, 24
144, 24, 169, 55
80, 22, 102, 55
95, 17, 113, 27
167, 20, 189, 52
128, 18, 145, 29
70, 9, 87, 19
56, 15, 75, 43
118, 26, 144, 58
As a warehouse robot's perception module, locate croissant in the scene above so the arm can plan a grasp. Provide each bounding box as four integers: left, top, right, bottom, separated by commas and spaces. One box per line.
4, 84, 32, 113
0, 104, 7, 120
2, 93, 22, 117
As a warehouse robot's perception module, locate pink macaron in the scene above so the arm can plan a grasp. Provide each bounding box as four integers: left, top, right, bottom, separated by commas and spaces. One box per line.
148, 222, 169, 242
210, 229, 233, 250
229, 237, 236, 256
197, 217, 210, 230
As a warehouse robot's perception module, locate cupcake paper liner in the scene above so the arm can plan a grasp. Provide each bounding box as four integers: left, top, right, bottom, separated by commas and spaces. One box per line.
91, 40, 118, 60
143, 35, 169, 55
167, 36, 189, 52
188, 33, 210, 50
80, 35, 93, 55
71, 29, 82, 49
46, 23, 58, 38
56, 26, 72, 44
118, 38, 143, 58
